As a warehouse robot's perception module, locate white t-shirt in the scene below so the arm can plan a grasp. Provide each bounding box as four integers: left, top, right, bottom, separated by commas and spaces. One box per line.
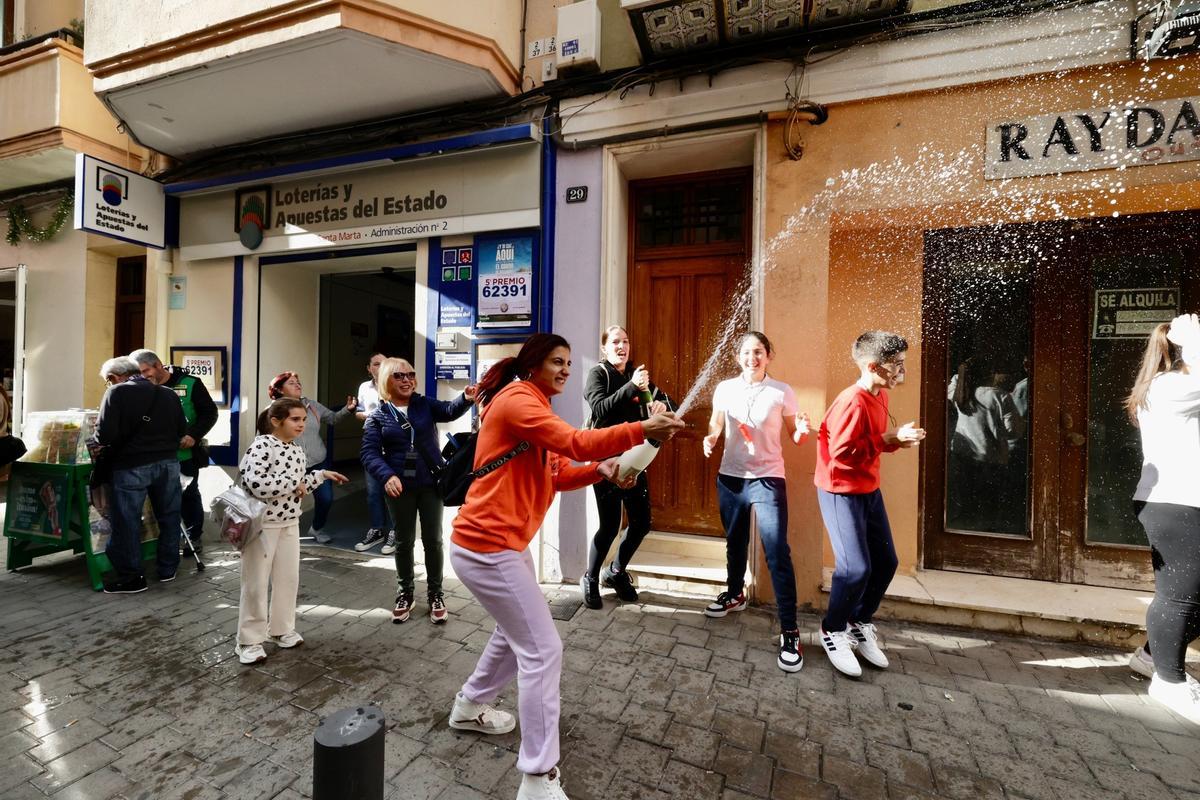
1134, 360, 1200, 508
357, 379, 381, 414
713, 376, 796, 479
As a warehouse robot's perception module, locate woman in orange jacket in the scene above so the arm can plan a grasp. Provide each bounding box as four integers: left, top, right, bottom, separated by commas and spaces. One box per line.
446, 333, 683, 800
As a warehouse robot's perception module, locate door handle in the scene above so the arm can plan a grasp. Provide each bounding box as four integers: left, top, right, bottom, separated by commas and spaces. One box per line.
1066, 431, 1086, 446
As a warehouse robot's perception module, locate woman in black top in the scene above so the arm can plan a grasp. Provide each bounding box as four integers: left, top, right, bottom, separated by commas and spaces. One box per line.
581, 325, 673, 608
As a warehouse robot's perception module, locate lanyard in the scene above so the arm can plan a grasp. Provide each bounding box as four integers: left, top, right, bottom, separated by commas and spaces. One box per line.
743, 376, 769, 429
385, 403, 414, 446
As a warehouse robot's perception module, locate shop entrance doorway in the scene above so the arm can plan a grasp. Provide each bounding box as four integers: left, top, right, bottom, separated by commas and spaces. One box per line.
627, 169, 751, 537
257, 246, 417, 548
921, 212, 1200, 589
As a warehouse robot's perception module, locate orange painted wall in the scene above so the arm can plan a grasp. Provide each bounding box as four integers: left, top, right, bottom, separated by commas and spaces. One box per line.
760, 55, 1200, 610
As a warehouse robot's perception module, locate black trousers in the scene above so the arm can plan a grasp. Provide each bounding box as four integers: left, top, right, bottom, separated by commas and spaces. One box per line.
1136, 501, 1200, 683
587, 473, 652, 580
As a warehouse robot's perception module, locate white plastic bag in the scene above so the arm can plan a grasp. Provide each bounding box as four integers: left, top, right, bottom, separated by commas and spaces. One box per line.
210, 484, 267, 551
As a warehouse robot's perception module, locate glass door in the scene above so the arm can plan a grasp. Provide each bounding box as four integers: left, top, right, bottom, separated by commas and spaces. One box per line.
923, 213, 1199, 588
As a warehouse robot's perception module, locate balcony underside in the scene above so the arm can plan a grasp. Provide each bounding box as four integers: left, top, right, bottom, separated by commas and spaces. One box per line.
92, 4, 520, 158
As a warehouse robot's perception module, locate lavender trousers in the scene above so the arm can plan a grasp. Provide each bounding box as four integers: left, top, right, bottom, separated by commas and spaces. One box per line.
450, 542, 562, 774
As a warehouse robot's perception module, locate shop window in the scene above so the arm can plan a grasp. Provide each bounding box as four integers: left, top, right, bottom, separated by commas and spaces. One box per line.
635, 176, 745, 248
942, 259, 1032, 538
114, 256, 145, 357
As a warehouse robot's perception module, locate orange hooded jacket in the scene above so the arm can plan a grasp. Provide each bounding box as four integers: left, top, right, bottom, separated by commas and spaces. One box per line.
451, 380, 644, 553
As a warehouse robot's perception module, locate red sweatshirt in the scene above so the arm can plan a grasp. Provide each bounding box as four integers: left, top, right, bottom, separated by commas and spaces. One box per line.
814, 384, 900, 494
451, 381, 644, 553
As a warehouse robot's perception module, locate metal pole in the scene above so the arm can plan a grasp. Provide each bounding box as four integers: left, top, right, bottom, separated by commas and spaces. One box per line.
313, 705, 385, 800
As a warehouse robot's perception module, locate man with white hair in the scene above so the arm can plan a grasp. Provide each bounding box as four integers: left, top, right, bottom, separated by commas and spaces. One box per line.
130, 349, 218, 557
96, 356, 187, 593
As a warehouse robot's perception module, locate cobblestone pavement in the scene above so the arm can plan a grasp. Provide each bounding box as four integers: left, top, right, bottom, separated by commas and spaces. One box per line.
0, 542, 1197, 800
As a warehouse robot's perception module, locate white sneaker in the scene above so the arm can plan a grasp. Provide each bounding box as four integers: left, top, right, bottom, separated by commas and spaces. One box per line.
516, 767, 569, 800
380, 530, 397, 556
448, 692, 516, 734
308, 526, 332, 544
1129, 645, 1155, 678
820, 626, 862, 677
236, 643, 267, 665
271, 631, 304, 649
1148, 674, 1200, 726
849, 622, 889, 669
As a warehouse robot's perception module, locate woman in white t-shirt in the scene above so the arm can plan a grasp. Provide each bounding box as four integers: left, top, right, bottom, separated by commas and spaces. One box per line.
702, 331, 810, 673
1125, 313, 1200, 725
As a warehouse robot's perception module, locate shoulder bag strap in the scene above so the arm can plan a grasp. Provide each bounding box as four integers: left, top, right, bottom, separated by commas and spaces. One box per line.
471, 440, 530, 478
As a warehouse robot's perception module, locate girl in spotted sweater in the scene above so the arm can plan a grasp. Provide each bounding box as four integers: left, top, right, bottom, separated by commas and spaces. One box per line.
235, 398, 349, 666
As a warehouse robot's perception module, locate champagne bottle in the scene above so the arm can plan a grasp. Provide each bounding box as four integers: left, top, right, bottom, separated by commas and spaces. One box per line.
617, 440, 661, 482
638, 387, 654, 419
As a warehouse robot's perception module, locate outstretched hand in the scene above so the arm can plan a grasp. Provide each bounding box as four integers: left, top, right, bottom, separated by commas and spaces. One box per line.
345, 395, 357, 411
324, 470, 351, 484
702, 431, 720, 458
643, 412, 685, 441
892, 422, 926, 448
1167, 313, 1200, 350
597, 457, 635, 488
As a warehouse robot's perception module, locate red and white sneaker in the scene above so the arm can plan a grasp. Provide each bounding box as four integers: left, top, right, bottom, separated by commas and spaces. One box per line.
429, 592, 448, 624
703, 590, 748, 618
392, 592, 413, 624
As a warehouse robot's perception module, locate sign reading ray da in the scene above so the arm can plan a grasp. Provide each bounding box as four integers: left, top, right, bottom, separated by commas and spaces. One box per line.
986, 96, 1200, 179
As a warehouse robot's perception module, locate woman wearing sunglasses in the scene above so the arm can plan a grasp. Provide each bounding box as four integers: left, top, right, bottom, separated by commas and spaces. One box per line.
360, 358, 475, 624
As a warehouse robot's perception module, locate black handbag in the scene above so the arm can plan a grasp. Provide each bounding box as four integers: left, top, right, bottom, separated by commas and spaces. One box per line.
437, 431, 528, 507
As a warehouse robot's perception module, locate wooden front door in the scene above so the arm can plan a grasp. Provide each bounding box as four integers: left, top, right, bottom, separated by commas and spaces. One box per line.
627, 169, 751, 536
922, 213, 1200, 588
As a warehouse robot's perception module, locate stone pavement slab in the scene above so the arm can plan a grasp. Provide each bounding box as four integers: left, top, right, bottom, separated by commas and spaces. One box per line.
0, 541, 1196, 799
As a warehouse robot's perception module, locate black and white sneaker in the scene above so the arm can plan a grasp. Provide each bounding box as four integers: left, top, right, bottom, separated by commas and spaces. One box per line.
379, 530, 397, 556
354, 528, 386, 552
778, 629, 804, 673
820, 626, 862, 677
848, 621, 889, 669
580, 575, 602, 609
103, 575, 148, 594
704, 590, 748, 618
601, 565, 639, 602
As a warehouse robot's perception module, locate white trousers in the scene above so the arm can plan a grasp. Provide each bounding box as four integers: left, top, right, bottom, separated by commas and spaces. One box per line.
237, 520, 300, 645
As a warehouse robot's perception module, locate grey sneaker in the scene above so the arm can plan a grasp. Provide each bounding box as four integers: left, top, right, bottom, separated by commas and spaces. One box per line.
1129, 645, 1155, 678
380, 530, 397, 556
354, 528, 385, 551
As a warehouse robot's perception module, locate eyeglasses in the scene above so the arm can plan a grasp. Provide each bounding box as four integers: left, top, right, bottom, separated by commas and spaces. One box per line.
391, 372, 417, 381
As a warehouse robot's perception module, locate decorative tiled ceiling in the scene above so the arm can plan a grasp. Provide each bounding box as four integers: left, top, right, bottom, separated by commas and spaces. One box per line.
623, 0, 905, 59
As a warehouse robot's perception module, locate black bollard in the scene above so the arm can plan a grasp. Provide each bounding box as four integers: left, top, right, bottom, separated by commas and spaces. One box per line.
313, 704, 385, 800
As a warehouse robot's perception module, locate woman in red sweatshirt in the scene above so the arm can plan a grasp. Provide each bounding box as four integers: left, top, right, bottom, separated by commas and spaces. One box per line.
447, 333, 683, 800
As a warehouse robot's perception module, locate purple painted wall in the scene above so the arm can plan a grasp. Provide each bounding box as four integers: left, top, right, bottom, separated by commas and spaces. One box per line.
546, 147, 605, 582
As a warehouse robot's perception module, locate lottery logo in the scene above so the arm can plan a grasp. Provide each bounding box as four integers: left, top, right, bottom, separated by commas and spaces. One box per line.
101, 173, 125, 206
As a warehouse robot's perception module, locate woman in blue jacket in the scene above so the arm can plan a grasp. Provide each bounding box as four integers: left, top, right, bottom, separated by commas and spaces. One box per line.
361, 357, 474, 624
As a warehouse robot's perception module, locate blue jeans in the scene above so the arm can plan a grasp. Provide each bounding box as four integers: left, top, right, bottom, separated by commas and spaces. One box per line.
365, 472, 389, 531
817, 488, 898, 633
717, 474, 797, 631
108, 459, 182, 580
307, 465, 334, 531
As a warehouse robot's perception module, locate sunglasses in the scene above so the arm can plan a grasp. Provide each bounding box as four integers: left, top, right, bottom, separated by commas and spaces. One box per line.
391, 372, 417, 381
